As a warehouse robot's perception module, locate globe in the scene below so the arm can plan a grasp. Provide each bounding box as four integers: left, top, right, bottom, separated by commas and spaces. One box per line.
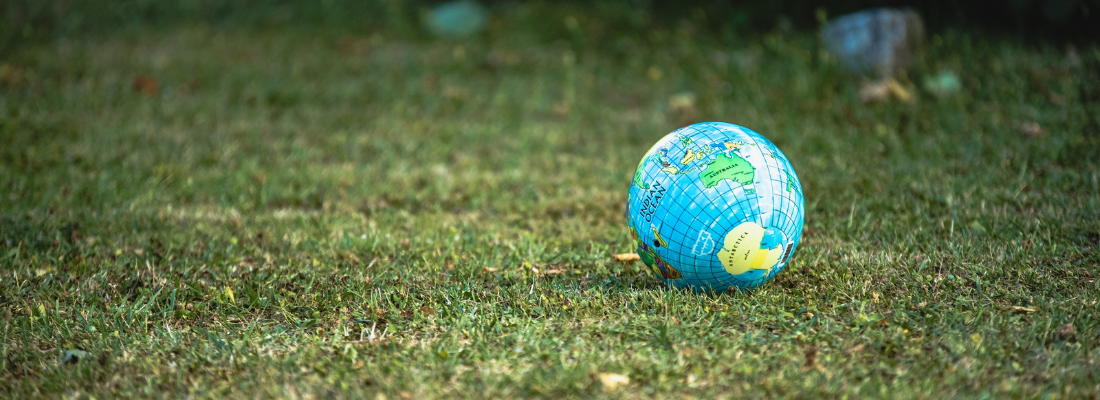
626, 122, 805, 292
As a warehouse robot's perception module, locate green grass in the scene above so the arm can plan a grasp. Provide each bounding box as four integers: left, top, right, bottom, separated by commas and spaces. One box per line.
2, 3, 1100, 398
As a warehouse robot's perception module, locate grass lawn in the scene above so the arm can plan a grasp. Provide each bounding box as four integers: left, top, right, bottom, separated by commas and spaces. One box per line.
2, 3, 1099, 398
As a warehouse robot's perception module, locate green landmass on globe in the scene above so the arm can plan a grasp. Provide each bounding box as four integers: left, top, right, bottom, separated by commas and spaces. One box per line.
700, 152, 755, 189
633, 168, 648, 189
634, 152, 669, 189
639, 247, 655, 265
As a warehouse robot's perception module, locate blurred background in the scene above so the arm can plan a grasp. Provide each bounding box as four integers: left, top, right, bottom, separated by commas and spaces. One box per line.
2, 0, 1097, 229
3, 0, 1100, 52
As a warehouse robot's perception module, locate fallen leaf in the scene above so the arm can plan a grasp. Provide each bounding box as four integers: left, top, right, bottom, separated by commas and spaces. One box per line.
132, 75, 160, 96
886, 80, 913, 102
1048, 92, 1065, 106
553, 101, 571, 117
647, 67, 662, 81
1019, 122, 1044, 137
801, 346, 821, 372
599, 373, 630, 390
860, 78, 913, 103
1000, 305, 1036, 313
346, 253, 361, 265
1056, 323, 1076, 339
422, 75, 439, 91
0, 64, 24, 86
336, 35, 373, 55
614, 253, 640, 262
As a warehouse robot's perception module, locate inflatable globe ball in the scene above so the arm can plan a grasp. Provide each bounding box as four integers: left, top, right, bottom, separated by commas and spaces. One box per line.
626, 122, 805, 292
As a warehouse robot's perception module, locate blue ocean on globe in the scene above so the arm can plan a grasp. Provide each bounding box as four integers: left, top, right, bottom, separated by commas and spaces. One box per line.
626, 122, 805, 292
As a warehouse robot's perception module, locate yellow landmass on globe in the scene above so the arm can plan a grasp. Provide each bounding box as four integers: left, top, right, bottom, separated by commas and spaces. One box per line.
717, 222, 785, 275
680, 149, 696, 164
651, 226, 668, 247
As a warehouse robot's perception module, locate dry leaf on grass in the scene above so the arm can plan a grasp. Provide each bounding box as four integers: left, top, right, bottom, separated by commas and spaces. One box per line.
802, 346, 826, 373
859, 79, 913, 103
1019, 122, 1044, 137
1000, 305, 1037, 313
0, 64, 25, 86
614, 253, 640, 262
132, 75, 160, 96
599, 373, 629, 390
1056, 323, 1076, 339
